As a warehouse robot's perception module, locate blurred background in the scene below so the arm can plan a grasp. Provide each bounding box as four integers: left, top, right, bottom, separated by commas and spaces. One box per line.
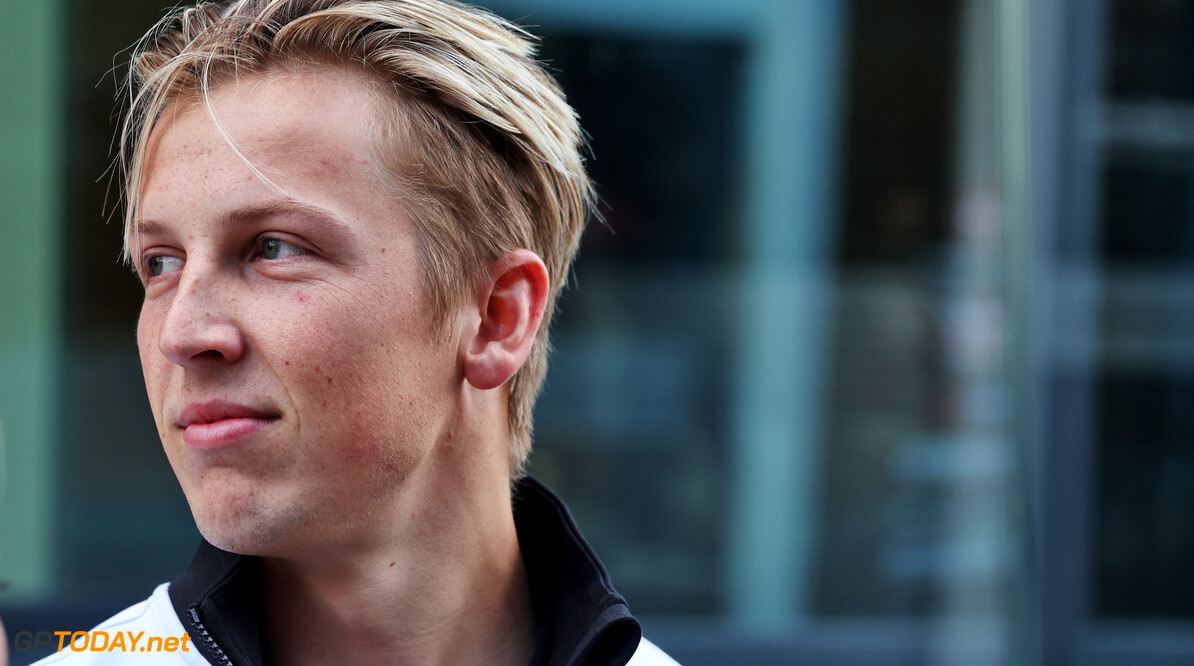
2, 0, 1192, 663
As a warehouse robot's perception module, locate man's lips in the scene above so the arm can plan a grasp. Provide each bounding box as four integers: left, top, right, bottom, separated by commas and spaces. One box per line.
178, 400, 279, 449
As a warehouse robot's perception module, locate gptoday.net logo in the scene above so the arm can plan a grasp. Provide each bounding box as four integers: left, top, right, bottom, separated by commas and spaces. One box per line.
12, 630, 193, 654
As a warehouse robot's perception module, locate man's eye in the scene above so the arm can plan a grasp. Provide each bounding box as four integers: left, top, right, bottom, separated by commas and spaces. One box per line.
260, 238, 307, 260
146, 255, 184, 277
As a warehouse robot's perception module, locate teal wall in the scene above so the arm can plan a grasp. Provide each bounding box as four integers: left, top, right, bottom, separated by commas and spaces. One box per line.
0, 0, 64, 600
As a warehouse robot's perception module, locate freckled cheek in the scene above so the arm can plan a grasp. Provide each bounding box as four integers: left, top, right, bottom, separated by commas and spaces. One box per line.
285, 338, 436, 465
135, 304, 155, 351
328, 437, 392, 468
135, 307, 170, 417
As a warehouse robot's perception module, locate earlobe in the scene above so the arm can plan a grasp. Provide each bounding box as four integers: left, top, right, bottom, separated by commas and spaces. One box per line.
463, 250, 549, 390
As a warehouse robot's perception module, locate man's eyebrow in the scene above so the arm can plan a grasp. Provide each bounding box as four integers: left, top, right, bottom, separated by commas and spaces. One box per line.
134, 199, 357, 238
133, 219, 169, 238
224, 199, 357, 235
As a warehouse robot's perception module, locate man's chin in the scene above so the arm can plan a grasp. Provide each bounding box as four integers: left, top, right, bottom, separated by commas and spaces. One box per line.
188, 499, 312, 557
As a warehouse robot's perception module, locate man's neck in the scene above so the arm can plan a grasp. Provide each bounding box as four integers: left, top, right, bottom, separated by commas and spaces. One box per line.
260, 435, 536, 666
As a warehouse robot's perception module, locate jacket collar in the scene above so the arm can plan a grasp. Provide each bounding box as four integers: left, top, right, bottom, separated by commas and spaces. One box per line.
168, 476, 642, 666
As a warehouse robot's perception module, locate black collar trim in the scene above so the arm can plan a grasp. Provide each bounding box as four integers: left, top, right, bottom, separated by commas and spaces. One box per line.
167, 476, 641, 666
513, 476, 642, 666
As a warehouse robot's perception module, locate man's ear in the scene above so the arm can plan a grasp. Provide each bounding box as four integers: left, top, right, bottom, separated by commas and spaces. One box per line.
463, 249, 549, 391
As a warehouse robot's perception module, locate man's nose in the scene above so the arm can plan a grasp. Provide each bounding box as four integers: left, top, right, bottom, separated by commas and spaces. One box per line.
156, 269, 246, 367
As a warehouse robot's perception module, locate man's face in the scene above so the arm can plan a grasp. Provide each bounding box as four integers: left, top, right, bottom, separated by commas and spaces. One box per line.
135, 67, 459, 557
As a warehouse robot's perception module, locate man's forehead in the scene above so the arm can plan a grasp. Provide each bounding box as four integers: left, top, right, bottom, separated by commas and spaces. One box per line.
139, 67, 389, 189
161, 67, 383, 143
129, 67, 398, 251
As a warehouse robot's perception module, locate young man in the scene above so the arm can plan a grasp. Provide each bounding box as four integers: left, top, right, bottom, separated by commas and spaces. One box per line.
38, 1, 677, 664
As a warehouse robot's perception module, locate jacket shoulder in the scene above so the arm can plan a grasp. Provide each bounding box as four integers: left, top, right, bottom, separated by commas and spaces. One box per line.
627, 637, 681, 665
31, 583, 208, 665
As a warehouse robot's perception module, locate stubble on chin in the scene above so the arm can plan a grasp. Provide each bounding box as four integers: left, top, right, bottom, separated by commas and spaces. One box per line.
188, 488, 322, 557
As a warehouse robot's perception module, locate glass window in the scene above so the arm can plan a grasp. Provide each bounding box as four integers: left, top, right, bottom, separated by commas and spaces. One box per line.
1094, 0, 1194, 619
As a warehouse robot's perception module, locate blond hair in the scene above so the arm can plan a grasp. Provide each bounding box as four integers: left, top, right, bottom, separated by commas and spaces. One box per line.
120, 0, 594, 478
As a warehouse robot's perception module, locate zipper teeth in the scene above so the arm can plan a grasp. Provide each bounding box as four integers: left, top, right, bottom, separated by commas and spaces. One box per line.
188, 606, 236, 666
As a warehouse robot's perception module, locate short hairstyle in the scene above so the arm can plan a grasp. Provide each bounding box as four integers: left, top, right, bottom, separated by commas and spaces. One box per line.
119, 0, 594, 479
